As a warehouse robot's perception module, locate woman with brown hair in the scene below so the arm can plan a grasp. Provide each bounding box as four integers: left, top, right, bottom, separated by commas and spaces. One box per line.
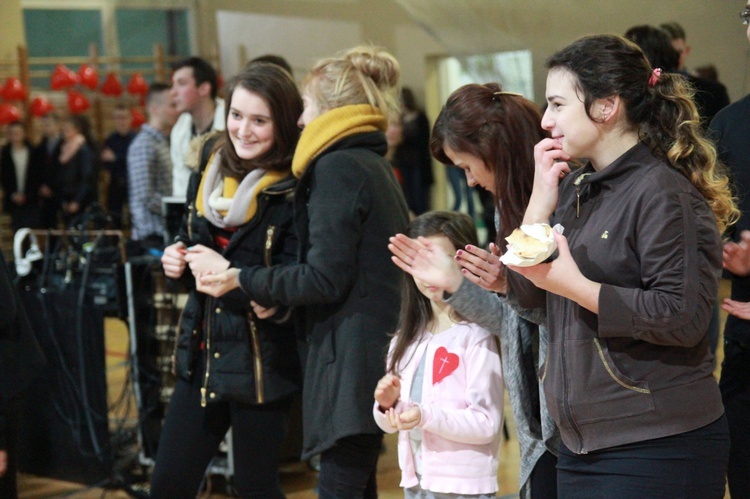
151, 62, 303, 498
389, 83, 559, 498
511, 34, 736, 497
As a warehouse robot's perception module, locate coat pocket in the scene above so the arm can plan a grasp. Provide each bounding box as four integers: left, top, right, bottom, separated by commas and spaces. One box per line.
553, 337, 654, 425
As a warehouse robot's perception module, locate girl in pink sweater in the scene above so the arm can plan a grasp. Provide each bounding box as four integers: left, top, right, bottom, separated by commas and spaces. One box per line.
374, 211, 504, 497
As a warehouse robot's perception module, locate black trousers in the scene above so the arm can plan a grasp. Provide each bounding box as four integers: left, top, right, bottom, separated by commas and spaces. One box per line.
557, 415, 729, 498
317, 433, 383, 499
721, 339, 750, 498
149, 376, 293, 498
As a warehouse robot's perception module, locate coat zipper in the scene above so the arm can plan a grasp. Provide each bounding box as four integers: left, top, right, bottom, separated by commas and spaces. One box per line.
573, 173, 592, 219
248, 313, 265, 403
263, 225, 276, 267
200, 296, 213, 407
187, 202, 195, 240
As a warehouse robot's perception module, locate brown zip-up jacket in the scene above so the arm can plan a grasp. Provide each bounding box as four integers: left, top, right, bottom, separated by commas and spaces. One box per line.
510, 142, 723, 454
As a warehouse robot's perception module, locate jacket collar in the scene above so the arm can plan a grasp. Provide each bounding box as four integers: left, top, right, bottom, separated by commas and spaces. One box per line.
572, 141, 656, 188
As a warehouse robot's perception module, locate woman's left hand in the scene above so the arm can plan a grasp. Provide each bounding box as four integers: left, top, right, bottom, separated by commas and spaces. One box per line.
196, 268, 241, 297
455, 242, 506, 294
184, 244, 230, 279
509, 230, 600, 313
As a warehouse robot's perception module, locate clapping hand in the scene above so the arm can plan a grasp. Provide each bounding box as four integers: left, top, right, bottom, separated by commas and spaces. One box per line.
455, 242, 507, 294
389, 234, 463, 294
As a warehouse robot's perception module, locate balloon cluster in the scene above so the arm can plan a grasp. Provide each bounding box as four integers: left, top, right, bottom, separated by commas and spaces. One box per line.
0, 77, 26, 125
49, 64, 148, 117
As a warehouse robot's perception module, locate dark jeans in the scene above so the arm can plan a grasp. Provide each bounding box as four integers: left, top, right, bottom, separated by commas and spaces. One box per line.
720, 339, 750, 498
557, 415, 729, 498
149, 377, 293, 498
317, 433, 383, 499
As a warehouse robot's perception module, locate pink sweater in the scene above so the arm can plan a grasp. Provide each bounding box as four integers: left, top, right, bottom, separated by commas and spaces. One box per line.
373, 323, 504, 494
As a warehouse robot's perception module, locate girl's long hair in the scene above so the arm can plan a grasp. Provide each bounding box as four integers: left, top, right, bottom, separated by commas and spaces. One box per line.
546, 34, 738, 232
430, 83, 548, 251
388, 211, 479, 375
215, 62, 302, 179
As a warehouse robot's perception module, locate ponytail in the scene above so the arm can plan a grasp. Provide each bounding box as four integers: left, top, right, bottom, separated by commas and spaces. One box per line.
642, 74, 738, 232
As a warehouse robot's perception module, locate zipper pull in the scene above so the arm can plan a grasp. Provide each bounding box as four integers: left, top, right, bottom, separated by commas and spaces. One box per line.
200, 387, 207, 407
573, 173, 592, 219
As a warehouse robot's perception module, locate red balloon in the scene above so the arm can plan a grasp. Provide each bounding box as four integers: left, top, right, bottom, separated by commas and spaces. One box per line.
0, 103, 22, 125
101, 73, 123, 97
50, 65, 78, 90
30, 96, 54, 117
78, 64, 99, 90
130, 107, 146, 129
67, 90, 90, 114
126, 72, 148, 97
1, 77, 28, 102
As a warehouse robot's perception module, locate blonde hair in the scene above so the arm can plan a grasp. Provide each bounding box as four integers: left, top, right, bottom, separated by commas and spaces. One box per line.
303, 45, 401, 118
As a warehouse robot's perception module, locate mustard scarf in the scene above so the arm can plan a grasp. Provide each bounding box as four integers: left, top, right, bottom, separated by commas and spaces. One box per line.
291, 104, 387, 178
195, 149, 287, 228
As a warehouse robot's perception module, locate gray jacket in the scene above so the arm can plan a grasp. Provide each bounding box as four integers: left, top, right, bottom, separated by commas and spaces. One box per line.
446, 279, 558, 498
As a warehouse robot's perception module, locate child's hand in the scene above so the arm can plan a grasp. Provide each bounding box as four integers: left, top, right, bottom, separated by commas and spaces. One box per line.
385, 405, 421, 431
374, 373, 401, 411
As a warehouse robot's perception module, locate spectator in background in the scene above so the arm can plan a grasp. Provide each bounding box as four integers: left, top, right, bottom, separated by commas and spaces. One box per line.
656, 22, 730, 125
51, 115, 97, 225
248, 54, 294, 78
660, 21, 692, 72
101, 104, 136, 228
709, 5, 750, 495
127, 83, 179, 253
170, 56, 225, 199
37, 113, 61, 228
394, 87, 432, 216
0, 122, 47, 230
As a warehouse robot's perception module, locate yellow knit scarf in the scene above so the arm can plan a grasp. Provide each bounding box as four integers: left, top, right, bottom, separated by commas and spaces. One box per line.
196, 151, 287, 226
291, 104, 387, 178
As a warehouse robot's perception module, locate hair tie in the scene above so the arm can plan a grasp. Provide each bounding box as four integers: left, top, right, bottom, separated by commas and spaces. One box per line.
648, 68, 662, 87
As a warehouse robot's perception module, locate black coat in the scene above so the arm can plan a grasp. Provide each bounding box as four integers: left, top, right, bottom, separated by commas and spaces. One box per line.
0, 250, 46, 448
172, 158, 302, 406
0, 142, 47, 223
240, 132, 410, 458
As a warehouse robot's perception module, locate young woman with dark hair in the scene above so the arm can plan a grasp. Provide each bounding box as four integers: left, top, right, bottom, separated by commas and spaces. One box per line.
389, 83, 559, 498
509, 34, 736, 497
152, 62, 303, 498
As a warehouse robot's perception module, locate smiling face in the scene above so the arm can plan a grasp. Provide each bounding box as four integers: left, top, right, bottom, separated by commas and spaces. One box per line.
443, 144, 495, 195
227, 87, 274, 161
412, 235, 459, 303
541, 68, 602, 162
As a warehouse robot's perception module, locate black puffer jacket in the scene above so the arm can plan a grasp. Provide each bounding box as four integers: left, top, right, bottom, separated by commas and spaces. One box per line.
172, 150, 301, 406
